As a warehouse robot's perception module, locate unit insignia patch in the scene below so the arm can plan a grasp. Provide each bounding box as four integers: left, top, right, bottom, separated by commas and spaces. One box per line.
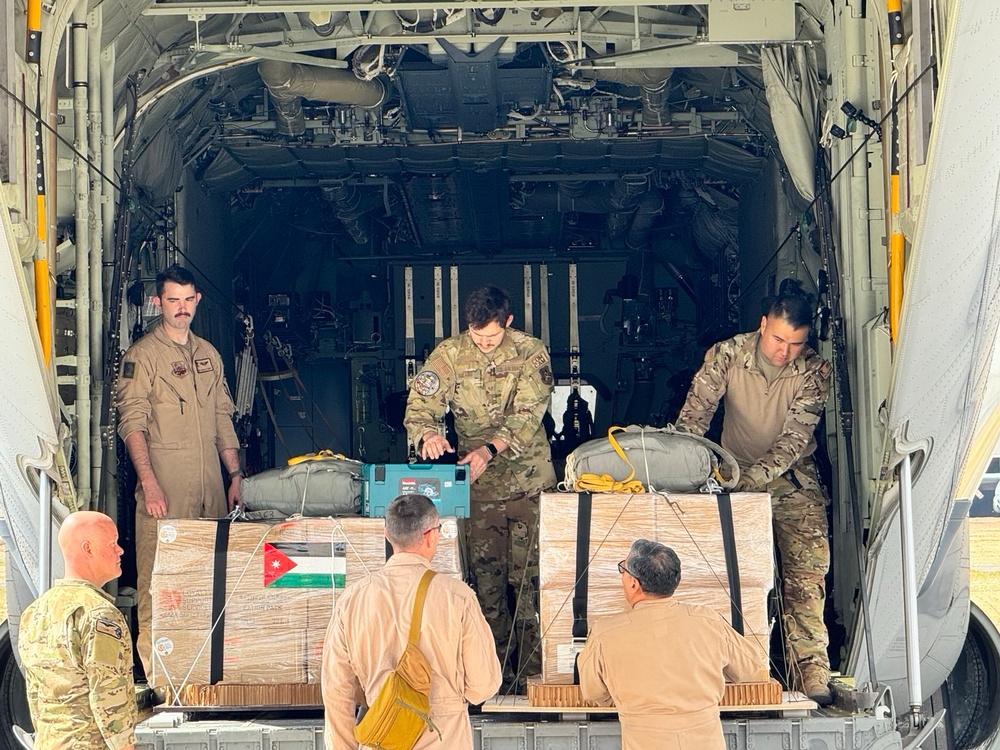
412, 370, 441, 396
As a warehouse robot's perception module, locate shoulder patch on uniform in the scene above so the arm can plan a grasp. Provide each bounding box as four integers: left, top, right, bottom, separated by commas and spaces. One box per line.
529, 352, 547, 369
540, 365, 554, 385
122, 361, 135, 379
412, 370, 440, 397
96, 617, 123, 640
194, 358, 213, 373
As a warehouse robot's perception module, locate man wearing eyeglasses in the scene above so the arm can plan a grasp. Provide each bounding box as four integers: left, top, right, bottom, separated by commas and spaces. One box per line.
404, 285, 556, 691
322, 493, 501, 749
578, 540, 763, 750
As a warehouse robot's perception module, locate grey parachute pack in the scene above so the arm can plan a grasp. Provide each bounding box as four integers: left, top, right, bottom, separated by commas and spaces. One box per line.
563, 425, 741, 493
240, 452, 363, 516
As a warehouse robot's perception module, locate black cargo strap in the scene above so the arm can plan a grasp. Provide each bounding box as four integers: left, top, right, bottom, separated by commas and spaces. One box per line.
715, 493, 744, 635
572, 493, 593, 639
210, 519, 232, 684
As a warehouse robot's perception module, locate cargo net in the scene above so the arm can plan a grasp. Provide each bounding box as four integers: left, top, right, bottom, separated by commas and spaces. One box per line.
149, 514, 466, 707
522, 486, 808, 707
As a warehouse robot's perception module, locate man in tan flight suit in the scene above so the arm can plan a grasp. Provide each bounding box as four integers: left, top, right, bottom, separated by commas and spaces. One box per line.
117, 264, 243, 677
404, 285, 555, 689
675, 280, 833, 704
578, 540, 762, 750
322, 493, 502, 749
19, 511, 138, 749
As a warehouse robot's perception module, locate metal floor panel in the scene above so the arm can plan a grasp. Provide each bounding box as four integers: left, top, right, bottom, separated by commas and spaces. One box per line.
135, 715, 899, 749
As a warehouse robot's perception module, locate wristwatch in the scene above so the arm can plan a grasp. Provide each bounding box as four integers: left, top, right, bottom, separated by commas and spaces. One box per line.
229, 468, 244, 479
484, 442, 498, 458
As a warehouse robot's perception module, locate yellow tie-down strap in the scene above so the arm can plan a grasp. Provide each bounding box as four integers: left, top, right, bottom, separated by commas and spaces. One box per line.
573, 426, 646, 494
287, 449, 348, 466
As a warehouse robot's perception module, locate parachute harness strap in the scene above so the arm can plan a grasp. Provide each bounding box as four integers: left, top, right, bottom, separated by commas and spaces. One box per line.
572, 426, 646, 493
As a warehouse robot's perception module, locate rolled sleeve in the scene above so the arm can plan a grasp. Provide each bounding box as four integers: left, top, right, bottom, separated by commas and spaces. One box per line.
214, 372, 241, 453
115, 355, 153, 441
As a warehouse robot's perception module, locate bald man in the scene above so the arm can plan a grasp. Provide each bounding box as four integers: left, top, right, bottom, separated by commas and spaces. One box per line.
18, 511, 138, 750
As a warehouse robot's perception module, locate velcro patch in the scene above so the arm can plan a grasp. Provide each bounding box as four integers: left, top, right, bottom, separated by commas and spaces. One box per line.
194, 358, 213, 373
540, 365, 554, 385
412, 370, 441, 397
171, 361, 188, 377
96, 617, 123, 640
122, 361, 135, 379
530, 353, 547, 369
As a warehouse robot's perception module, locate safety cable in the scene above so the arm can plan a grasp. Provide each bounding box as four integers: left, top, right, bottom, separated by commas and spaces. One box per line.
737, 59, 936, 304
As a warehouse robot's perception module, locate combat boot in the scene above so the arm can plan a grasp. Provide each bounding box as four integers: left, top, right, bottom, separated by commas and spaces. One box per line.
799, 664, 833, 706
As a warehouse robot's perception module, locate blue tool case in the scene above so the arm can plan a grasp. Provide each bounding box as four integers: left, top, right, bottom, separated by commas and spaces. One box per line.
362, 463, 471, 518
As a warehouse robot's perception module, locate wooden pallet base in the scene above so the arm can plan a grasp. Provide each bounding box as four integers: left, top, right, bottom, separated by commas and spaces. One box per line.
526, 678, 783, 708
162, 683, 322, 708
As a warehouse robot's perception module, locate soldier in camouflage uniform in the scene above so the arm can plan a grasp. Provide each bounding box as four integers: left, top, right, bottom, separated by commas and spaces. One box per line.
405, 286, 556, 689
675, 281, 834, 705
19, 511, 138, 749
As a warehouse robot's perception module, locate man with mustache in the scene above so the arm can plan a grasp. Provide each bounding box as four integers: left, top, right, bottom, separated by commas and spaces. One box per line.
116, 264, 242, 678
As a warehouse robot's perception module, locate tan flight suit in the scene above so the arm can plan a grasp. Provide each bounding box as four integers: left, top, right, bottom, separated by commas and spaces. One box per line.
322, 552, 502, 750
19, 579, 137, 750
578, 597, 763, 750
675, 331, 833, 675
116, 321, 240, 674
404, 328, 556, 684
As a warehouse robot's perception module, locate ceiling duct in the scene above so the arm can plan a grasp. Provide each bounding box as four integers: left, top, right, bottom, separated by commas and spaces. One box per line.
258, 60, 386, 137
322, 182, 369, 244
607, 173, 651, 243
587, 68, 673, 126
626, 190, 665, 250
396, 39, 552, 133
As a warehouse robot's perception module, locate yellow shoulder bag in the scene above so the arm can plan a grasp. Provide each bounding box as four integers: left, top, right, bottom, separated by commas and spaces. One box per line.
354, 569, 441, 750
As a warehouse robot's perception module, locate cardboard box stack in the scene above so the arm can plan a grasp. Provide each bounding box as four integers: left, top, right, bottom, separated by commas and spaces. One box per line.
149, 516, 465, 692
539, 492, 774, 684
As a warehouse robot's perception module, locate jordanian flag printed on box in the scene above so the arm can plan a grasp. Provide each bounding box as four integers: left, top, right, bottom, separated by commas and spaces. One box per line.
263, 541, 346, 588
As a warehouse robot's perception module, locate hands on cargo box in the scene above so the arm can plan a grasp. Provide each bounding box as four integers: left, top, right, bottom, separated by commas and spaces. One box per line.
419, 431, 455, 460
458, 438, 508, 483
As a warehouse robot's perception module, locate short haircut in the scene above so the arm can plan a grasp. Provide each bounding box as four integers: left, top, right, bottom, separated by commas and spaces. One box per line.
763, 278, 814, 330
627, 539, 681, 597
385, 494, 439, 549
465, 286, 512, 329
156, 264, 198, 298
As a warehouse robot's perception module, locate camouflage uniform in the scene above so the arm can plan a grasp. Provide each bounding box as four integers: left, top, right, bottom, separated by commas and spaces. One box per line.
675, 331, 833, 677
404, 328, 556, 684
18, 579, 137, 749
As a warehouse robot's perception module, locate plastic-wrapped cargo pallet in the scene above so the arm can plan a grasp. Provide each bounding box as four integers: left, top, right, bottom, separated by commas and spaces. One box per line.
149, 516, 465, 695
538, 492, 774, 685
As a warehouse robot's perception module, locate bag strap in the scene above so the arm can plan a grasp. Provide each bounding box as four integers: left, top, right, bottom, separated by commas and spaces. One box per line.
286, 449, 345, 466
408, 569, 437, 646
572, 426, 647, 493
